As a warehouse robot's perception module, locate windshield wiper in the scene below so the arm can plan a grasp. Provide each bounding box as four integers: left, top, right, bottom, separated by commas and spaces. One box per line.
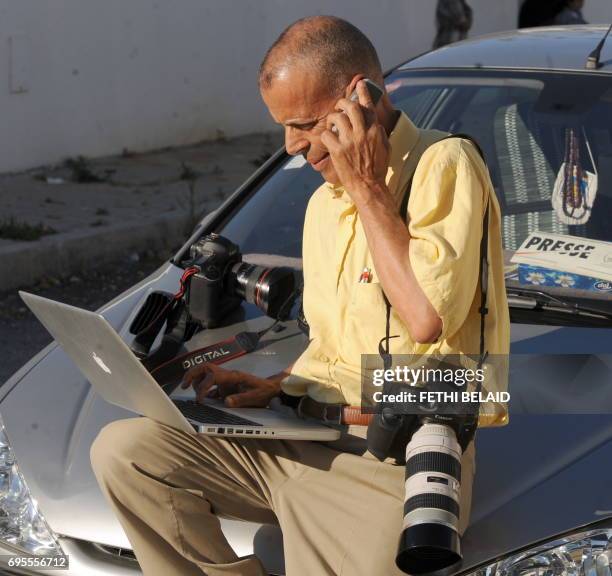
507, 286, 612, 321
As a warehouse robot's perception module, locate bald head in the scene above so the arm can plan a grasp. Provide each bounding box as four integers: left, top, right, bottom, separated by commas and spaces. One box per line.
259, 16, 382, 96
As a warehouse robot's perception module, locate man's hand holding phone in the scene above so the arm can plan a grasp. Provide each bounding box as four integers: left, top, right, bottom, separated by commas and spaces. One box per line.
321, 79, 391, 204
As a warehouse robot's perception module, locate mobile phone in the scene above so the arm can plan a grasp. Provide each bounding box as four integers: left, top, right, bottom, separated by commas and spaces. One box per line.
350, 78, 384, 105
331, 79, 384, 134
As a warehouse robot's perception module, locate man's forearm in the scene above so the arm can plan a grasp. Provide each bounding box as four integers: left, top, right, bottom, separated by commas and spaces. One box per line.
355, 183, 442, 343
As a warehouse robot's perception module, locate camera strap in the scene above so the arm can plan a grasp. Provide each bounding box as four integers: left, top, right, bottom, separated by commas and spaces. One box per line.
141, 282, 303, 392
379, 134, 490, 371
148, 330, 261, 392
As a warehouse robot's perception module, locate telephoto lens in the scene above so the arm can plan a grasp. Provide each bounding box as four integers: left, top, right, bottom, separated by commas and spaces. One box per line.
396, 421, 463, 574
230, 262, 295, 318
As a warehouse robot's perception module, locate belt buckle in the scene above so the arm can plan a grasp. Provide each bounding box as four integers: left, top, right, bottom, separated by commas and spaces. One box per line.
323, 404, 342, 425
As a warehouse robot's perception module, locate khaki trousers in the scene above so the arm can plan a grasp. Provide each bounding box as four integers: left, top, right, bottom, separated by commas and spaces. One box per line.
90, 416, 475, 576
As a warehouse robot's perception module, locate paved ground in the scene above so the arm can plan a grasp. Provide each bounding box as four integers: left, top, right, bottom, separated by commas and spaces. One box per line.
0, 131, 283, 384
1, 133, 282, 239
0, 250, 169, 384
0, 131, 283, 290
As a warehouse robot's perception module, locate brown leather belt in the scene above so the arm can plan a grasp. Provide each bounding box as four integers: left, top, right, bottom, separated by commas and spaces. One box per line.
297, 396, 373, 427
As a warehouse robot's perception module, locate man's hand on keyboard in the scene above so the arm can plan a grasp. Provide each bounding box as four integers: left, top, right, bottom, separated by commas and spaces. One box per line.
180, 364, 281, 408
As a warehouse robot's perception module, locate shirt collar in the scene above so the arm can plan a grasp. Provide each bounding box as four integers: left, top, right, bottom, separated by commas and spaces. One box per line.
325, 111, 420, 204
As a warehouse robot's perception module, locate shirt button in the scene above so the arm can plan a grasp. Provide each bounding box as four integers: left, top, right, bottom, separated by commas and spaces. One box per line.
320, 354, 329, 362
346, 215, 353, 223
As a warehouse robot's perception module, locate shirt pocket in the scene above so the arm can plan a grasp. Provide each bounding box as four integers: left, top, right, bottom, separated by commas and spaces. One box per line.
342, 282, 389, 361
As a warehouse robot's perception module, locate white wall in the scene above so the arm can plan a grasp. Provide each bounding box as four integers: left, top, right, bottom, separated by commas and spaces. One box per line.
2, 0, 608, 174
583, 0, 612, 23
470, 0, 519, 37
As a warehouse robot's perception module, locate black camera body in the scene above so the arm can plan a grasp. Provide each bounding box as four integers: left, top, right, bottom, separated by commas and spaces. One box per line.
187, 234, 243, 328
187, 233, 296, 328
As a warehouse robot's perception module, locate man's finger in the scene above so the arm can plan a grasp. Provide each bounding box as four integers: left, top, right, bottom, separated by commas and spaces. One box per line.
181, 365, 208, 388
225, 389, 269, 408
335, 98, 366, 137
320, 128, 340, 151
206, 385, 220, 398
326, 111, 352, 139
183, 362, 233, 389
181, 367, 198, 387
181, 366, 203, 388
356, 79, 376, 112
194, 371, 216, 403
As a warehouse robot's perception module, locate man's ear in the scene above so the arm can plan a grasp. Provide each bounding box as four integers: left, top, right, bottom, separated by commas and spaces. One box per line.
345, 74, 366, 99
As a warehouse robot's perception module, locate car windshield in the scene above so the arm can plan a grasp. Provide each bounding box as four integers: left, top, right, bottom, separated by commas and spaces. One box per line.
217, 69, 612, 308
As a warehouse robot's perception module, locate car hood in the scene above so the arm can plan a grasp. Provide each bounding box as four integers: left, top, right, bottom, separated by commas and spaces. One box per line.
1, 262, 611, 573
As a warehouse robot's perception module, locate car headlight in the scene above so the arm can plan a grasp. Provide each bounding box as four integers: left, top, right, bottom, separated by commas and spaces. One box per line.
467, 525, 611, 576
0, 416, 61, 555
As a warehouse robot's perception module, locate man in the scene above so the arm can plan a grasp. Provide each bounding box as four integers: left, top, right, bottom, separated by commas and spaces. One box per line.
433, 0, 473, 49
91, 16, 509, 576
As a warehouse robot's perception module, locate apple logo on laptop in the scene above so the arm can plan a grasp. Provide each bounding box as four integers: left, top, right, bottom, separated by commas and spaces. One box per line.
92, 352, 112, 375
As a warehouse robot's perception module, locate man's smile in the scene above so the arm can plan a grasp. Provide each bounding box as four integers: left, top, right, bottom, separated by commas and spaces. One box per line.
310, 153, 330, 171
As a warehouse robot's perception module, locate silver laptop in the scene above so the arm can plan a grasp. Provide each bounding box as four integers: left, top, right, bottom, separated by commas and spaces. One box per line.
20, 292, 340, 441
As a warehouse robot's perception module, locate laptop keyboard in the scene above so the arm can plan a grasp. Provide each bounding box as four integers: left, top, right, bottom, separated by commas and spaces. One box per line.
173, 399, 262, 427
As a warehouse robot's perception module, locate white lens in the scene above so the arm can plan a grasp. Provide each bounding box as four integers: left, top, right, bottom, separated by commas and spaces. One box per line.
403, 423, 462, 530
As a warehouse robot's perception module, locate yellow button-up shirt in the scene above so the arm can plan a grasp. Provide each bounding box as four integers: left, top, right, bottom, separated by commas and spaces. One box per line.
282, 112, 510, 408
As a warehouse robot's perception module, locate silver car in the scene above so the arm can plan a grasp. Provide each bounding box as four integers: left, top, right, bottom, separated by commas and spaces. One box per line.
1, 25, 612, 576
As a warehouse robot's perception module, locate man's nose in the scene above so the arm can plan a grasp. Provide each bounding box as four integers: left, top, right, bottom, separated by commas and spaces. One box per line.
284, 127, 308, 157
